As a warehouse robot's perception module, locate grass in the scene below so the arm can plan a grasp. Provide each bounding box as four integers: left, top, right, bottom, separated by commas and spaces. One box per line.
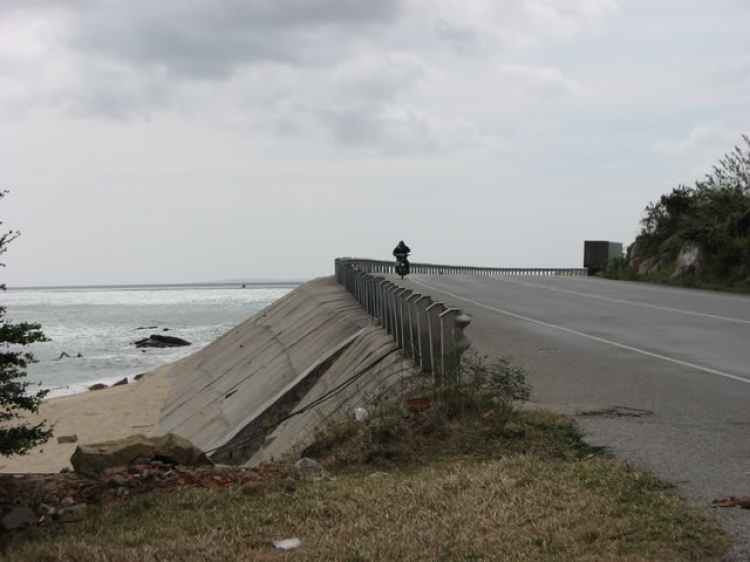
1, 358, 730, 562
601, 267, 750, 294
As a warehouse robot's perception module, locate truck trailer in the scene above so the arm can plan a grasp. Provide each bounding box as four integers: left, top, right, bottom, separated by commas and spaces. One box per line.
584, 241, 623, 275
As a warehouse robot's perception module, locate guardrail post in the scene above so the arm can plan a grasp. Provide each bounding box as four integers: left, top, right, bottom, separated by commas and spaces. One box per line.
439, 309, 472, 382
335, 257, 584, 384
378, 279, 389, 325
406, 293, 422, 365
399, 289, 414, 357
384, 282, 397, 336
426, 302, 447, 383
394, 288, 408, 349
414, 294, 433, 371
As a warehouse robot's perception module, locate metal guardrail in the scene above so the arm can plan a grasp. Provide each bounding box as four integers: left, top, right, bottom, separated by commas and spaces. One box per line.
337, 258, 587, 277
335, 258, 472, 383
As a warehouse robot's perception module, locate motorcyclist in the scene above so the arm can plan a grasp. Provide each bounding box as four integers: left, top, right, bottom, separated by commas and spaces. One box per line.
392, 240, 411, 258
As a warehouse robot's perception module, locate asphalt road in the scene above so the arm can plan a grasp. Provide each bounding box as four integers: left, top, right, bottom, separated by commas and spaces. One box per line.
393, 274, 750, 561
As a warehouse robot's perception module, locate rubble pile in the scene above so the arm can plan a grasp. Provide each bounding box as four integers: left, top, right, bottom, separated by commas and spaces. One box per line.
0, 461, 291, 532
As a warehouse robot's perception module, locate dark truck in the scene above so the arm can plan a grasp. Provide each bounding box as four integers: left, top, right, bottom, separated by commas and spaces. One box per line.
584, 241, 623, 275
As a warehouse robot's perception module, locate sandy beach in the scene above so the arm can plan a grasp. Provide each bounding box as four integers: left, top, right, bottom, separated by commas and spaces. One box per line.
0, 366, 172, 474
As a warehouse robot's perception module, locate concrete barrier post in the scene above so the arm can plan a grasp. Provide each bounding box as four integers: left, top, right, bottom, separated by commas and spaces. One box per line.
406, 293, 422, 365
368, 275, 377, 316
389, 283, 401, 340
427, 302, 447, 383
359, 272, 366, 309
385, 281, 398, 334
362, 273, 370, 314
414, 295, 432, 372
399, 289, 414, 356
378, 279, 389, 323
439, 309, 472, 382
394, 288, 409, 349
374, 276, 383, 318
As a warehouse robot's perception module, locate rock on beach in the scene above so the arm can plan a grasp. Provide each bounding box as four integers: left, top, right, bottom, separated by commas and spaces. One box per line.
133, 334, 192, 348
70, 433, 212, 476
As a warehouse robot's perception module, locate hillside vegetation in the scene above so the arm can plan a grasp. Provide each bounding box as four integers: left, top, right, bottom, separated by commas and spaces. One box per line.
603, 135, 750, 290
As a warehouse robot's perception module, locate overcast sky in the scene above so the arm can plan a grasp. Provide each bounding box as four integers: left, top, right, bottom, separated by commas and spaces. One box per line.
2, 0, 749, 286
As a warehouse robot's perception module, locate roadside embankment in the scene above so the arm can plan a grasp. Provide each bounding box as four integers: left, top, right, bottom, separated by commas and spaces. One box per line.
155, 276, 412, 465
2, 276, 409, 473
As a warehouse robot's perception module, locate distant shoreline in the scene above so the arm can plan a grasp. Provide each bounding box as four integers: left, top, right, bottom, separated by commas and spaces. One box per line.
7, 281, 304, 291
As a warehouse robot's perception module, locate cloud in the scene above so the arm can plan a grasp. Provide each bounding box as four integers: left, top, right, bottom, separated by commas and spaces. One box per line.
652, 117, 750, 156
318, 103, 489, 155
415, 0, 619, 54
0, 0, 403, 121
0, 0, 609, 154
496, 64, 583, 100
0, 9, 73, 118
650, 116, 750, 183
68, 1, 399, 78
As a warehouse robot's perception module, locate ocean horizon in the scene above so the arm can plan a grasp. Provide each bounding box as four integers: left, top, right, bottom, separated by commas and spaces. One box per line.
8, 280, 304, 291
3, 282, 298, 398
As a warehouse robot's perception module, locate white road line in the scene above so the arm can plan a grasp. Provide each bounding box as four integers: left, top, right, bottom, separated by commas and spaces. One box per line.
410, 277, 750, 387
486, 276, 750, 326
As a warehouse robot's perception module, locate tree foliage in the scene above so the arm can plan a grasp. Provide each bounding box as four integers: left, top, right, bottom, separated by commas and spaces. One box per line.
635, 135, 750, 284
1, 191, 52, 457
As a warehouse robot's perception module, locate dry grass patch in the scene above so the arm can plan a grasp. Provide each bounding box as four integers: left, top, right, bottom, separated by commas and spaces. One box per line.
1, 356, 730, 561
3, 451, 728, 562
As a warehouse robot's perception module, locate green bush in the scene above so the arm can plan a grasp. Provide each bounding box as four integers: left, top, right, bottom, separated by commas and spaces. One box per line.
1, 191, 52, 457
630, 135, 750, 289
303, 354, 531, 469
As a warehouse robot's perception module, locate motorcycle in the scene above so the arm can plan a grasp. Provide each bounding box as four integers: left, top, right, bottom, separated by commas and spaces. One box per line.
394, 252, 410, 279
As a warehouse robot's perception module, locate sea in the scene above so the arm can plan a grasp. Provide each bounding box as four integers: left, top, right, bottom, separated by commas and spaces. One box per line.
2, 283, 297, 398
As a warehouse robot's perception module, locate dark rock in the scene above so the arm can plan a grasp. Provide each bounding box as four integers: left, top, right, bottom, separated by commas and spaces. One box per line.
136, 326, 158, 330
57, 434, 78, 444
113, 378, 129, 387
133, 334, 191, 348
88, 383, 108, 391
70, 433, 212, 476
133, 373, 146, 381
58, 352, 71, 360
1, 506, 37, 531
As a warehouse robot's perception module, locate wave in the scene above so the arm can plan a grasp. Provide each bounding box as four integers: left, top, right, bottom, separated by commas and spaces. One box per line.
43, 374, 145, 399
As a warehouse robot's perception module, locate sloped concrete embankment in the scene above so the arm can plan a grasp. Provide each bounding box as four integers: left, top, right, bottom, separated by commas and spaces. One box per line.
155, 277, 412, 465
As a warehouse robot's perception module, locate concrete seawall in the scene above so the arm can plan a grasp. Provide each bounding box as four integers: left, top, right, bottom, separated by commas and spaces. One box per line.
155, 277, 413, 464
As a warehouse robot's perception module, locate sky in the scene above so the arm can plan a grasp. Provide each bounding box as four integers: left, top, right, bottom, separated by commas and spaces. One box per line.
2, 0, 749, 286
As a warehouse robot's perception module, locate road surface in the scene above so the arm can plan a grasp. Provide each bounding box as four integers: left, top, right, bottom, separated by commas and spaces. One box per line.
394, 274, 750, 561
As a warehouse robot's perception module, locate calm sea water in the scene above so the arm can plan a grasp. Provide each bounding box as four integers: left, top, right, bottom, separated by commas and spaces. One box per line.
2, 283, 296, 397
